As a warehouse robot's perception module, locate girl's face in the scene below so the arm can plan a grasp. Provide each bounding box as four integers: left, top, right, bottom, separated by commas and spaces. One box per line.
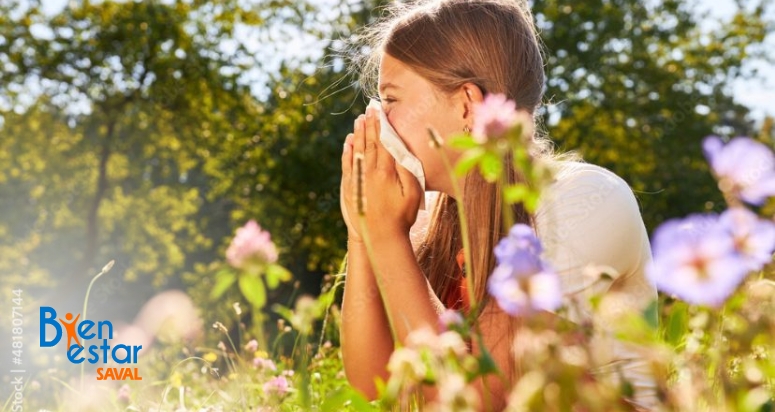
378, 53, 467, 194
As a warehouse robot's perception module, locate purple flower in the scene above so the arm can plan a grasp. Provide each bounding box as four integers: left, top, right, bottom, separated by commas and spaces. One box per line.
263, 375, 290, 397
647, 214, 749, 307
487, 224, 562, 315
703, 136, 775, 205
472, 94, 533, 144
226, 220, 278, 269
719, 207, 775, 271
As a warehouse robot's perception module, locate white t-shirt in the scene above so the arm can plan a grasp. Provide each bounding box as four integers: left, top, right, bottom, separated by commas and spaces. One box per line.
535, 161, 658, 408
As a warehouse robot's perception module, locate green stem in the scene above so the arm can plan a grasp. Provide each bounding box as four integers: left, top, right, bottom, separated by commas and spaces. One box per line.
80, 260, 115, 392
253, 310, 267, 354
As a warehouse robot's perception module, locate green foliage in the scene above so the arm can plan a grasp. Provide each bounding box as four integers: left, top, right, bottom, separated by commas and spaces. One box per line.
534, 0, 771, 230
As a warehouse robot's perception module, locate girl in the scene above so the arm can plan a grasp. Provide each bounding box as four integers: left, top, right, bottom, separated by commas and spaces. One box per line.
339, 0, 658, 409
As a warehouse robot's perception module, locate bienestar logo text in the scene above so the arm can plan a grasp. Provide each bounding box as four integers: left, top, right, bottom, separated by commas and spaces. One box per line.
39, 306, 143, 380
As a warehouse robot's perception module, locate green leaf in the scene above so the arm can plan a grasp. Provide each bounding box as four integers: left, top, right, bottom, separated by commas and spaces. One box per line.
321, 387, 375, 412
265, 263, 292, 289
642, 299, 659, 331
271, 303, 294, 324
503, 184, 529, 204
664, 302, 689, 346
476, 345, 500, 376
478, 152, 503, 182
454, 148, 485, 176
210, 269, 237, 300
238, 274, 266, 309
448, 135, 480, 150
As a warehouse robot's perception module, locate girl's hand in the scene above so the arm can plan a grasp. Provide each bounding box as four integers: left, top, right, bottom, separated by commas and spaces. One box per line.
341, 108, 423, 243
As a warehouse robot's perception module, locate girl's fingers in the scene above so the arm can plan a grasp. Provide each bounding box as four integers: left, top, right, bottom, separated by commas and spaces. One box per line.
353, 114, 366, 156
342, 133, 354, 178
364, 107, 379, 170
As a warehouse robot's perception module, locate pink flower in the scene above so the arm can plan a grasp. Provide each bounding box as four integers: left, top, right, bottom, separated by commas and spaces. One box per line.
438, 309, 463, 332
117, 384, 131, 403
244, 339, 259, 353
472, 94, 533, 144
226, 220, 278, 269
263, 376, 290, 397
253, 357, 277, 371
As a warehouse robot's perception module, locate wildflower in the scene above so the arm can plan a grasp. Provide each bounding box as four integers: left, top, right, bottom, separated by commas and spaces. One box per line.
289, 295, 320, 335
387, 347, 427, 382
233, 302, 242, 315
262, 376, 290, 397
212, 322, 228, 333
703, 136, 775, 205
244, 339, 258, 353
438, 331, 469, 357
719, 207, 775, 271
405, 326, 468, 357
434, 374, 480, 412
647, 214, 749, 307
217, 341, 226, 351
472, 93, 533, 144
253, 357, 277, 371
117, 384, 131, 404
438, 309, 464, 332
135, 290, 203, 343
487, 224, 562, 315
203, 352, 218, 363
226, 220, 278, 270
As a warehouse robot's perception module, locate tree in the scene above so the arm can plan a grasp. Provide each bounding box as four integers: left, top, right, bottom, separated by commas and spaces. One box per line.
533, 0, 772, 230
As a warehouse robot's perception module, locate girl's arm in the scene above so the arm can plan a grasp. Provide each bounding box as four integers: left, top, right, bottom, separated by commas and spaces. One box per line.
369, 233, 514, 411
340, 239, 395, 399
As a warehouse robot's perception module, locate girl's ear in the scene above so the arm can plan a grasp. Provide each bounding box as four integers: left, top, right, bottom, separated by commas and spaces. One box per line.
461, 83, 484, 121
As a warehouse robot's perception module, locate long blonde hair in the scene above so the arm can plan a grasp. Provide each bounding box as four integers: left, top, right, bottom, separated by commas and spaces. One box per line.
356, 0, 551, 312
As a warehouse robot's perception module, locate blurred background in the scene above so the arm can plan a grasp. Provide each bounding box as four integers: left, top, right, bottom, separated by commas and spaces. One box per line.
0, 0, 773, 401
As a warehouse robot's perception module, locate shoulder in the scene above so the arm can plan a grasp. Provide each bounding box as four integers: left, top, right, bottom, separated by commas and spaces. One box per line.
536, 161, 642, 227
534, 161, 650, 280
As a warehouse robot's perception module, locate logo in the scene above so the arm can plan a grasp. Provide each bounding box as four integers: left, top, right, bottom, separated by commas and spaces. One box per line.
39, 307, 142, 380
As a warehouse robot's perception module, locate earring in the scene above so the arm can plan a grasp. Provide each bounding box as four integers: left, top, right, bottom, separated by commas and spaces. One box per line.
463, 125, 471, 134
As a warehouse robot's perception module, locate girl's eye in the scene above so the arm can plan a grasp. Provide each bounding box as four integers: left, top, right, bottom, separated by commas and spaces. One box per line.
377, 96, 396, 104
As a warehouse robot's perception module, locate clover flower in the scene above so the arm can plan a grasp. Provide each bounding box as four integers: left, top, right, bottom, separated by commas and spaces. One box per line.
647, 214, 749, 307
262, 376, 290, 397
226, 220, 278, 269
703, 136, 775, 205
434, 374, 480, 412
472, 93, 533, 144
387, 347, 428, 383
117, 384, 131, 404
487, 224, 562, 315
244, 339, 259, 353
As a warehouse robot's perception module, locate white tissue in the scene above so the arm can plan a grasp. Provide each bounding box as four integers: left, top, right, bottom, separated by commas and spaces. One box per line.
367, 99, 426, 209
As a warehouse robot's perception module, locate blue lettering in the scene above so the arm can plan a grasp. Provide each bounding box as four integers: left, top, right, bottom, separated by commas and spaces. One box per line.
112, 344, 131, 364
67, 344, 85, 364
78, 320, 96, 339
39, 307, 62, 347
88, 344, 100, 364
97, 320, 113, 339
